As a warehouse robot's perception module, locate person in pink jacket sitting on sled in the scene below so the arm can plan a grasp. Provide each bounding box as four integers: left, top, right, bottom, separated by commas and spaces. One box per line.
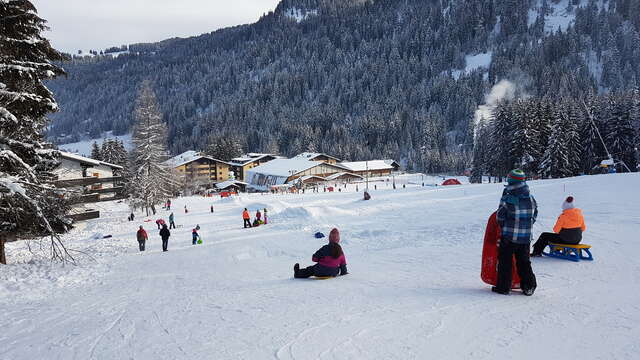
294, 228, 348, 278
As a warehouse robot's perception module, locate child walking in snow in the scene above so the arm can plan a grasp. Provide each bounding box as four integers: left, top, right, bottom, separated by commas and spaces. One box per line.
192, 228, 201, 245
294, 228, 348, 278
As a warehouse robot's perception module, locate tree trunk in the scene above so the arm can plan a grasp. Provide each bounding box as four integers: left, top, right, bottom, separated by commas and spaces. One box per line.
0, 235, 7, 265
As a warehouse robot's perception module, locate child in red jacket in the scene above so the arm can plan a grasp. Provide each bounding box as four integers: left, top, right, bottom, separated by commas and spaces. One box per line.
294, 228, 348, 278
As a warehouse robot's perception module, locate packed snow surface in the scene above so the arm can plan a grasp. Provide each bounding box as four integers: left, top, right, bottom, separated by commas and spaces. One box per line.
2, 173, 639, 359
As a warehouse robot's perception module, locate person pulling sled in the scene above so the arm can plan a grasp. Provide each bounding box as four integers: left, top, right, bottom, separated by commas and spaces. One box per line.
493, 169, 537, 296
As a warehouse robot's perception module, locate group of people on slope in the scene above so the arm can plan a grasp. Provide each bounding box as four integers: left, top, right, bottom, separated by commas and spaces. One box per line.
493, 169, 587, 295
242, 208, 267, 228
133, 171, 586, 289
135, 204, 203, 252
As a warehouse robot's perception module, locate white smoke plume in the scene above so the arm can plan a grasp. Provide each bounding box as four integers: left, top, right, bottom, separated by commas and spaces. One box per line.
473, 79, 517, 135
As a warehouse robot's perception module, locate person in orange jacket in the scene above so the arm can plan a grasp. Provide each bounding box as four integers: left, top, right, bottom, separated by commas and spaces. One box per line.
242, 208, 252, 228
531, 196, 586, 256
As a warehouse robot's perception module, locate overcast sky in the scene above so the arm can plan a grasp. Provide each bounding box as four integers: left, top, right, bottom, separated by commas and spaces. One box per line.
31, 0, 281, 53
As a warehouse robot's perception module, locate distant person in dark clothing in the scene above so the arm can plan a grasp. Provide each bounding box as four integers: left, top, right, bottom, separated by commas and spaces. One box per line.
159, 224, 170, 252
136, 226, 147, 251
294, 228, 348, 278
169, 212, 176, 229
531, 196, 586, 256
494, 169, 538, 296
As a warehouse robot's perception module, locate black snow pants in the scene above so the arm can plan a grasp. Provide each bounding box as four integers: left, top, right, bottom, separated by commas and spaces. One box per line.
496, 239, 537, 293
169, 221, 176, 229
531, 232, 579, 255
243, 219, 252, 228
161, 237, 169, 252
138, 240, 145, 251
294, 264, 318, 278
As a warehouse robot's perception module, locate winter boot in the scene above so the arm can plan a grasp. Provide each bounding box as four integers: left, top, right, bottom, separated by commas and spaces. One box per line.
294, 263, 300, 278
491, 286, 509, 295
522, 287, 536, 296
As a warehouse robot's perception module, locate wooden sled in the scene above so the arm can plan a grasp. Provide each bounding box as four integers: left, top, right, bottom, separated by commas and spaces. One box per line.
543, 243, 593, 262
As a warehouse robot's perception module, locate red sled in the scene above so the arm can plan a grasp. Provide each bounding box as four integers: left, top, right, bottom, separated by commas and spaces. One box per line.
481, 212, 520, 289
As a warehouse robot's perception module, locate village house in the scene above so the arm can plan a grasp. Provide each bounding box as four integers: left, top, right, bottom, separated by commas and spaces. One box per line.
293, 152, 341, 165
337, 160, 400, 177
246, 158, 346, 190
165, 151, 232, 185
53, 151, 124, 220
229, 153, 282, 182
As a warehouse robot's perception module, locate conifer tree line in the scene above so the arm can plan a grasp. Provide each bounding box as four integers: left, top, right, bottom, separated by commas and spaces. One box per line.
90, 138, 128, 173
46, 0, 640, 174
471, 90, 640, 182
0, 0, 73, 264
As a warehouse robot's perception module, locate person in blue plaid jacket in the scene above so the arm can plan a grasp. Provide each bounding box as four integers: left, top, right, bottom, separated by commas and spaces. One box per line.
494, 169, 538, 296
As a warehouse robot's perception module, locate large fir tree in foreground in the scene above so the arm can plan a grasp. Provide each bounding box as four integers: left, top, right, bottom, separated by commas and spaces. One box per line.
0, 0, 71, 264
127, 80, 176, 215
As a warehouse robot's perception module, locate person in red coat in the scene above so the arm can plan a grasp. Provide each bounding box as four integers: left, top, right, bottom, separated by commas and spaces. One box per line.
136, 226, 148, 252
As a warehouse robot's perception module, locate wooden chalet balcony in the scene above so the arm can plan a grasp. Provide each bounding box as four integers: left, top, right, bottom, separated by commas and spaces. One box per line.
85, 186, 125, 195
54, 176, 122, 188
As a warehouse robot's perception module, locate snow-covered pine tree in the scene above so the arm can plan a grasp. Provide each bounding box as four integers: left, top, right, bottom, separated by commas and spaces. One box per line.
0, 0, 72, 264
631, 88, 640, 167
605, 94, 637, 171
509, 99, 540, 177
470, 116, 491, 183
91, 141, 102, 160
539, 102, 579, 178
487, 101, 514, 181
100, 138, 128, 175
564, 100, 582, 176
204, 134, 244, 161
579, 95, 606, 173
128, 80, 177, 215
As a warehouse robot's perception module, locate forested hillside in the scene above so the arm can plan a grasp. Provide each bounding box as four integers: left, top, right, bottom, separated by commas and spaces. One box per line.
47, 0, 640, 172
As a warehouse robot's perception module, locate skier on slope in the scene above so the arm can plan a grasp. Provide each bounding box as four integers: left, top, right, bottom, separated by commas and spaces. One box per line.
530, 196, 587, 256
493, 169, 537, 296
255, 209, 262, 224
294, 228, 348, 279
159, 224, 170, 252
136, 225, 148, 252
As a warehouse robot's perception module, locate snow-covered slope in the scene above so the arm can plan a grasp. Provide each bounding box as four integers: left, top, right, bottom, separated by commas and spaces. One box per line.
57, 132, 133, 157
2, 173, 639, 359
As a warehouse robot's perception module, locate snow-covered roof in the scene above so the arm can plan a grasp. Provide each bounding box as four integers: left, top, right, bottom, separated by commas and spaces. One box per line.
247, 158, 323, 177
298, 175, 326, 182
338, 160, 394, 172
164, 151, 200, 167
229, 153, 281, 166
383, 159, 401, 168
59, 151, 123, 170
293, 152, 341, 161
215, 180, 248, 189
165, 151, 231, 168
325, 172, 364, 181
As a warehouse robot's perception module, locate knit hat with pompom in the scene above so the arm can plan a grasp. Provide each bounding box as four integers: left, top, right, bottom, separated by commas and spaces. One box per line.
562, 196, 575, 210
